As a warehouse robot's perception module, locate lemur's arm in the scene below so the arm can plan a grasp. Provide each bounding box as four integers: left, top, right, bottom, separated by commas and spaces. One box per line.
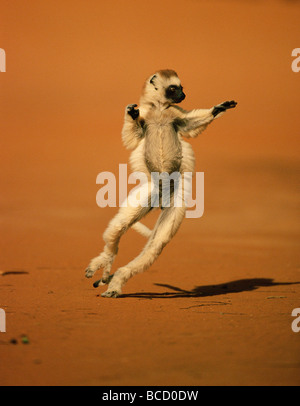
122, 104, 146, 150
171, 100, 237, 138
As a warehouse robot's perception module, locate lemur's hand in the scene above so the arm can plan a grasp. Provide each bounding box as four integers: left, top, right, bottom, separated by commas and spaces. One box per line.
212, 100, 237, 117
126, 104, 140, 120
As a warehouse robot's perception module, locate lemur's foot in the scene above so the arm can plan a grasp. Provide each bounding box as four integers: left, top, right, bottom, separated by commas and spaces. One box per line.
126, 104, 139, 120
212, 100, 237, 117
93, 274, 114, 288
85, 252, 114, 279
101, 290, 120, 298
85, 266, 96, 278
100, 270, 123, 297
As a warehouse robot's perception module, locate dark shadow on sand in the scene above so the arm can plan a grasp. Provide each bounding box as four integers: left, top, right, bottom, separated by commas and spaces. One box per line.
0, 270, 29, 276
119, 278, 300, 299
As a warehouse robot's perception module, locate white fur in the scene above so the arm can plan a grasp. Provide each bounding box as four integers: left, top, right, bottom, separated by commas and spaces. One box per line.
85, 70, 235, 297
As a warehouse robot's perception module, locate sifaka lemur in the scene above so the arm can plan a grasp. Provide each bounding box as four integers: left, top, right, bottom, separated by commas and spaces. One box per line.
85, 69, 237, 297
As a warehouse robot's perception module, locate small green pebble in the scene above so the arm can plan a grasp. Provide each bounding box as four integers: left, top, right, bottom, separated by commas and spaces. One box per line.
21, 336, 29, 344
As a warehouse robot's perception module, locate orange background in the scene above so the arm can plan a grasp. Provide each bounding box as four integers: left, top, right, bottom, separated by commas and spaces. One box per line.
1, 1, 299, 196
0, 0, 300, 386
1, 0, 299, 265
1, 0, 299, 245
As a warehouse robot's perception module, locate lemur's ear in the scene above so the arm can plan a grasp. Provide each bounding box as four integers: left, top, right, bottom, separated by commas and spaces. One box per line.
150, 75, 158, 90
149, 75, 156, 85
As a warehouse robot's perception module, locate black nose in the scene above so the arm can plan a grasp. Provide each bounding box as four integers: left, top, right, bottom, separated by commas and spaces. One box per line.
177, 92, 185, 102
173, 92, 185, 104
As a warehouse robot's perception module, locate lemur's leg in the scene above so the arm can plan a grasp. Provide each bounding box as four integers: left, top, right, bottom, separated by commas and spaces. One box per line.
102, 202, 186, 298
85, 181, 153, 283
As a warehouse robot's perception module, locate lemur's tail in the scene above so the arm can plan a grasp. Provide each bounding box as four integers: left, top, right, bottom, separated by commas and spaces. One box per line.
131, 222, 152, 238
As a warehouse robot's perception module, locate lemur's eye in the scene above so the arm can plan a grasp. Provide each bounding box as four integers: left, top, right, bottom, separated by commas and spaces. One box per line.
169, 86, 176, 92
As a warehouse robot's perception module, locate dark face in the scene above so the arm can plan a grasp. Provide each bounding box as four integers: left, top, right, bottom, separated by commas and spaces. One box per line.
165, 84, 186, 103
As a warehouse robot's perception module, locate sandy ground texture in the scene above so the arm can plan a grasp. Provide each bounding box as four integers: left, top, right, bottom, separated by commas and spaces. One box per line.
0, 154, 299, 386
0, 0, 300, 386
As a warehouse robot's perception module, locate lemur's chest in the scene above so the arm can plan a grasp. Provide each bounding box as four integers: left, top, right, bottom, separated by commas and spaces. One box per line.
143, 110, 182, 174
144, 108, 175, 128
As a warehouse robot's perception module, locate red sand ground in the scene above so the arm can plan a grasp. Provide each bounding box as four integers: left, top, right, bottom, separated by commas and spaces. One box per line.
0, 0, 299, 386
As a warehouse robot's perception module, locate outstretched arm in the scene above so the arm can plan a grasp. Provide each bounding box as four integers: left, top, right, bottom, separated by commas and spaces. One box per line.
172, 100, 237, 138
211, 100, 237, 117
122, 104, 145, 150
